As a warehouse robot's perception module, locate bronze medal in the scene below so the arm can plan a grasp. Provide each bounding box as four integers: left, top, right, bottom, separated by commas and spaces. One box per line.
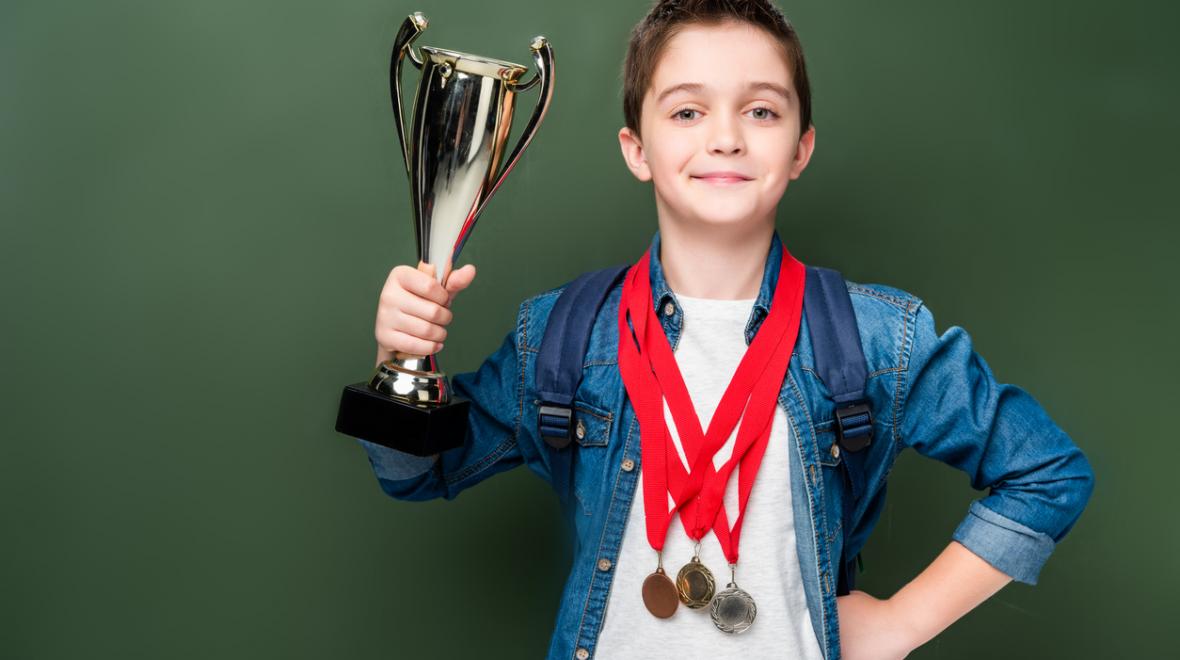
675, 555, 716, 608
642, 567, 679, 618
710, 582, 757, 634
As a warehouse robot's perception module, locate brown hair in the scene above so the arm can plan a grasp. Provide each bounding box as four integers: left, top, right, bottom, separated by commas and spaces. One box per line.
621, 0, 813, 139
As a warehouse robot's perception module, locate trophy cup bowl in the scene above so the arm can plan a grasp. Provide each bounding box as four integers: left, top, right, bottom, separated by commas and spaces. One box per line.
335, 12, 554, 456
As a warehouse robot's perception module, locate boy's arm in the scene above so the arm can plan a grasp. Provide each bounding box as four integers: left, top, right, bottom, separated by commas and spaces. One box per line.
897, 300, 1096, 585
839, 300, 1097, 655
884, 540, 1012, 650
356, 304, 530, 502
839, 541, 1012, 657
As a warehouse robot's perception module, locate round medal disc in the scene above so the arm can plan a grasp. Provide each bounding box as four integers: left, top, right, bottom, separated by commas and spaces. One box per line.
642, 568, 680, 618
710, 583, 757, 634
675, 557, 716, 608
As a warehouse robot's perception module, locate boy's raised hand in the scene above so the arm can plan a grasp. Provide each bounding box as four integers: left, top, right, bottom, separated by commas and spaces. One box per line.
374, 260, 477, 367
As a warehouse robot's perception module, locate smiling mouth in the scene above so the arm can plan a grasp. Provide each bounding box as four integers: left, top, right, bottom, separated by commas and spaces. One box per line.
691, 175, 752, 185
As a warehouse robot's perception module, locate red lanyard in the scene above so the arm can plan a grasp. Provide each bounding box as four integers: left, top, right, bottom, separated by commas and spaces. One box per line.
617, 243, 806, 564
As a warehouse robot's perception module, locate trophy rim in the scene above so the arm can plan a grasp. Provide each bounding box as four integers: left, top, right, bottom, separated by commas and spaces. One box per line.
420, 45, 529, 80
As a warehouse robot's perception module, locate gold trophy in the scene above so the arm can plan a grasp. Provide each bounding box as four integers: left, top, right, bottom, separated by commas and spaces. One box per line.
336, 11, 554, 455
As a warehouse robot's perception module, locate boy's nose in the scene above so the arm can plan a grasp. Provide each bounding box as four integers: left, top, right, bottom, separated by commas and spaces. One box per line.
707, 117, 744, 154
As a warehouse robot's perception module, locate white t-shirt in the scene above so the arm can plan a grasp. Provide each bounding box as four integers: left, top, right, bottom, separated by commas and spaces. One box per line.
594, 293, 824, 659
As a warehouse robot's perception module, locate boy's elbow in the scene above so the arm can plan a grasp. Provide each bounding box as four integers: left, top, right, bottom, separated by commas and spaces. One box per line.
1061, 449, 1096, 539
972, 436, 1096, 558
1034, 441, 1096, 544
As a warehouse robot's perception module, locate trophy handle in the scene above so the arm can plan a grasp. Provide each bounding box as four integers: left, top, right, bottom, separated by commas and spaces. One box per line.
457, 36, 555, 256
390, 12, 428, 177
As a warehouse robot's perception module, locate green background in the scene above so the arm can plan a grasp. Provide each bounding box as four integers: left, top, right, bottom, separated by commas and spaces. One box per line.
3, 0, 1175, 657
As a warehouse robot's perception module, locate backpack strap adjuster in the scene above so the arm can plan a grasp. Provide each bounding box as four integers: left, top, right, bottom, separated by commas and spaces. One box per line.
835, 401, 873, 452
538, 403, 575, 449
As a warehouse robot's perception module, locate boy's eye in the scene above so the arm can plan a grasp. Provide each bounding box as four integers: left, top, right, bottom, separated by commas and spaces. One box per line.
671, 107, 780, 122
749, 106, 779, 120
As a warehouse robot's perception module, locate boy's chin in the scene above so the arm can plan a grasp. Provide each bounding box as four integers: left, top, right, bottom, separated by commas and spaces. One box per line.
690, 201, 761, 221
681, 212, 764, 230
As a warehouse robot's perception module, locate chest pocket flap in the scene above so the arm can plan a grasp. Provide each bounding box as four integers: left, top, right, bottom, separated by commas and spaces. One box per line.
572, 399, 612, 447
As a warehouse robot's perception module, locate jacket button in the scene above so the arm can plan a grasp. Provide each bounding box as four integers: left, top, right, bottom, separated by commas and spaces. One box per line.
598, 558, 612, 571
576, 648, 590, 660
621, 458, 635, 472
663, 301, 675, 316
830, 444, 841, 459
575, 419, 586, 440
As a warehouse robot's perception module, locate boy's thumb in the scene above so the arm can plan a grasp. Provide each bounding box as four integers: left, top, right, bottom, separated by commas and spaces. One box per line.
444, 263, 476, 297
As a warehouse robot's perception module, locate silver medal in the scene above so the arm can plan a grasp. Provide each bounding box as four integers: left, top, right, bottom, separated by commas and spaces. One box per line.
710, 583, 757, 633
709, 564, 756, 634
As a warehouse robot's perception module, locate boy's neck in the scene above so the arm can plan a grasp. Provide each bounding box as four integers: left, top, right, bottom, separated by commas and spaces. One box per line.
657, 220, 775, 300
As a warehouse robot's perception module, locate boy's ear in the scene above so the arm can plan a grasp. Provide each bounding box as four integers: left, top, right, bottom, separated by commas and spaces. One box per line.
788, 124, 816, 181
617, 126, 652, 182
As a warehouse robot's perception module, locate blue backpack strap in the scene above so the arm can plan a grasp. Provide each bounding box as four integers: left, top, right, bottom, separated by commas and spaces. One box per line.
803, 266, 874, 456
803, 265, 873, 597
535, 264, 630, 449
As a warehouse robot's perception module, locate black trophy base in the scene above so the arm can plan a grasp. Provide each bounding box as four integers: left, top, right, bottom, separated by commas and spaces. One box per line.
336, 382, 469, 456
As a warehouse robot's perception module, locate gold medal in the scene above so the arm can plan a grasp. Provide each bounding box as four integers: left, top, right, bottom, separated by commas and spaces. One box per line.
675, 543, 716, 608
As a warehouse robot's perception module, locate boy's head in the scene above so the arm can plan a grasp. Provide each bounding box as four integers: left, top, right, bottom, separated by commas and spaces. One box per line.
617, 0, 816, 232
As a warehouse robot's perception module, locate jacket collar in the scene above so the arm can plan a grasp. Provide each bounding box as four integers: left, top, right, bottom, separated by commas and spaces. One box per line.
646, 228, 783, 346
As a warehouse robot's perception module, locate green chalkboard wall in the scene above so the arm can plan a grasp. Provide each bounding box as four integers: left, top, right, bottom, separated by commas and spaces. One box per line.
2, 0, 1175, 657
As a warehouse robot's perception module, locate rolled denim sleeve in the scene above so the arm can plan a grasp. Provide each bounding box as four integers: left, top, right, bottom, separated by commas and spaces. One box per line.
358, 439, 439, 482
898, 301, 1095, 585
356, 304, 528, 503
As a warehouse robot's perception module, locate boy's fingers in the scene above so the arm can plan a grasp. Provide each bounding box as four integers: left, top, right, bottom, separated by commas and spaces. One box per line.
390, 291, 453, 327
380, 328, 443, 357
395, 262, 448, 306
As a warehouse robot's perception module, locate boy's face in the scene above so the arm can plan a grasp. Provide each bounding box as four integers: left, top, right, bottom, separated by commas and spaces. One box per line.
618, 20, 815, 232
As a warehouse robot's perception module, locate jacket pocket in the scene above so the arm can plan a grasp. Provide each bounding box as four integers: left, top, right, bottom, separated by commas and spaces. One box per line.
572, 399, 613, 447
566, 398, 614, 518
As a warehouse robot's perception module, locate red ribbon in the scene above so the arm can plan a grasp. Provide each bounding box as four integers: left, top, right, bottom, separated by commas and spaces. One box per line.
617, 242, 806, 565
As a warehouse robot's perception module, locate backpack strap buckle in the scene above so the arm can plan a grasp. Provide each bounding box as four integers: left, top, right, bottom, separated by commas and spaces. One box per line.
538, 403, 575, 449
835, 401, 873, 452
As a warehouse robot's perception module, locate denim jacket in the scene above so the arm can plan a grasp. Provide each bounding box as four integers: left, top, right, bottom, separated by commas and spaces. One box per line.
357, 229, 1095, 660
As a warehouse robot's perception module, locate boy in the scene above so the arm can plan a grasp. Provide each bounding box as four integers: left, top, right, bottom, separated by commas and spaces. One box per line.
361, 1, 1095, 658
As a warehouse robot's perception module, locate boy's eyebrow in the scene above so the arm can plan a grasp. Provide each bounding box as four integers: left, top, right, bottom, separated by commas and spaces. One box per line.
655, 81, 791, 104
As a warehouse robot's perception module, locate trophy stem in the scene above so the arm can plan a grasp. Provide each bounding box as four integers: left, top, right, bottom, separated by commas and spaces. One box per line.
370, 351, 452, 406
